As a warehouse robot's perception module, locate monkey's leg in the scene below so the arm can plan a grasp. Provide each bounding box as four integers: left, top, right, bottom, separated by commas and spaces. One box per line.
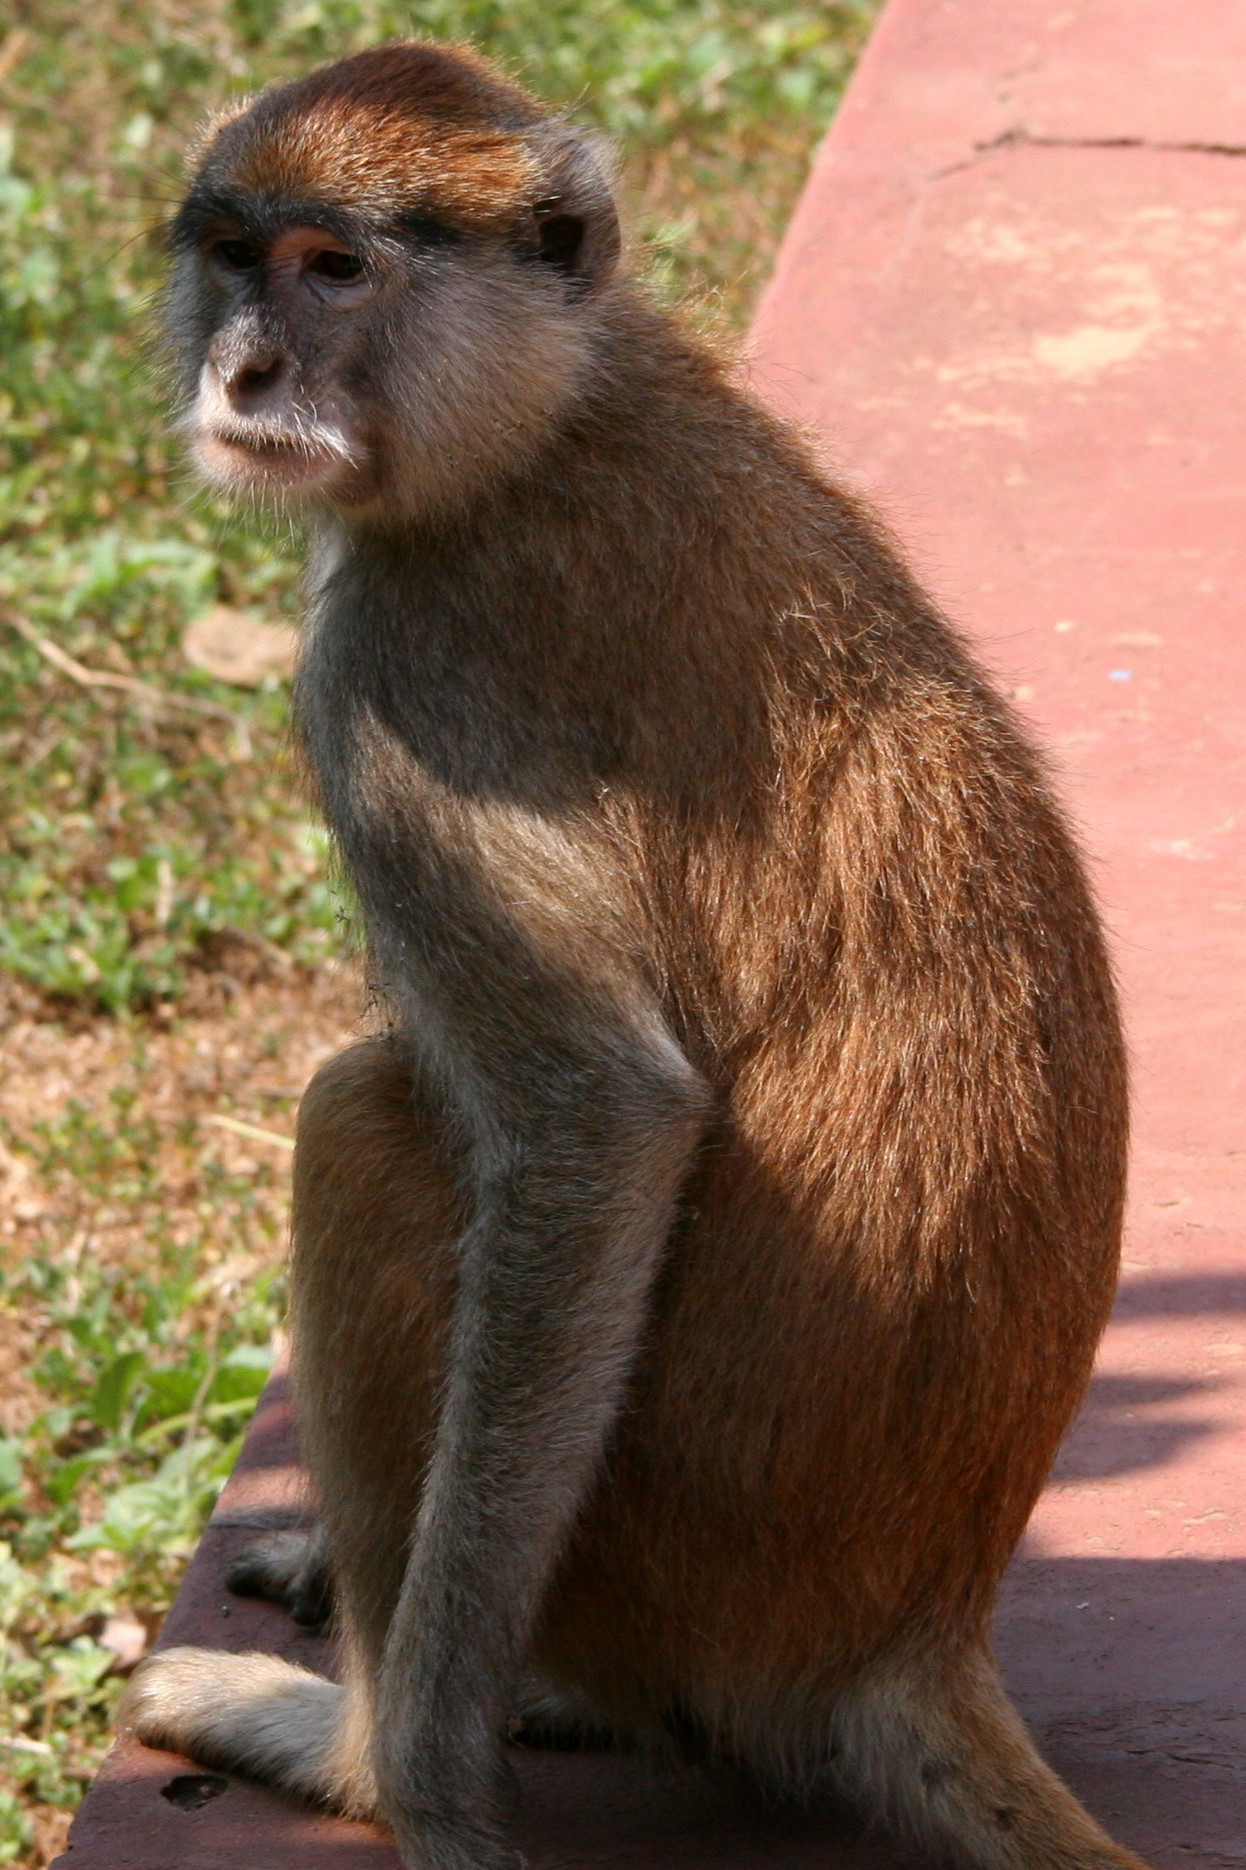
126, 1023, 704, 1859
827, 1646, 1148, 1870
226, 1526, 333, 1628
126, 1037, 460, 1820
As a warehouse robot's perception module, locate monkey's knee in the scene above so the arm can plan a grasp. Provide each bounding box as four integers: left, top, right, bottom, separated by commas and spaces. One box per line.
227, 1527, 333, 1629
295, 1037, 418, 1183
293, 1036, 464, 1254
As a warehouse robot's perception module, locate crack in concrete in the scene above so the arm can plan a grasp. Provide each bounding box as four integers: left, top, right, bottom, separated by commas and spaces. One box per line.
933, 126, 1246, 181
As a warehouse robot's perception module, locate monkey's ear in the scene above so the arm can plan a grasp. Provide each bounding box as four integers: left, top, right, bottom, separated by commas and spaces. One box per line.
529, 130, 621, 293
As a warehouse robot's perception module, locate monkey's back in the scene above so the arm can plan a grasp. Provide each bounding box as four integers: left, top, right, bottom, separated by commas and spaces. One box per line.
527, 395, 1127, 1738
299, 319, 1126, 1741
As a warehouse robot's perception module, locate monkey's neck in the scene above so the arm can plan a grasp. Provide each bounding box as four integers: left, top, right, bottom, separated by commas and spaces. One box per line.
301, 292, 931, 813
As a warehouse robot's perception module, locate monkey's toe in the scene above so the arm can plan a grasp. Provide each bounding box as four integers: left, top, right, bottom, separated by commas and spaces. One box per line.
122, 1647, 229, 1757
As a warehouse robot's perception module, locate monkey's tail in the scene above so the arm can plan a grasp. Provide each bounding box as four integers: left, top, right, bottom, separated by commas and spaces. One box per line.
121, 1645, 378, 1819
824, 1646, 1148, 1870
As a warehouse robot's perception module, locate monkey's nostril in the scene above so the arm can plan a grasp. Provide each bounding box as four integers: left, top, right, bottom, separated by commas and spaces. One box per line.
228, 355, 286, 400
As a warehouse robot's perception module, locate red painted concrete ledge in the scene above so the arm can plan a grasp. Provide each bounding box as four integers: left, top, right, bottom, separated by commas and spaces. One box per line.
55, 2, 1246, 1864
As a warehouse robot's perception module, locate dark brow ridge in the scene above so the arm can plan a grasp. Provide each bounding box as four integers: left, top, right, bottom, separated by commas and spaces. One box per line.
172, 190, 458, 258
171, 188, 360, 251
391, 210, 460, 247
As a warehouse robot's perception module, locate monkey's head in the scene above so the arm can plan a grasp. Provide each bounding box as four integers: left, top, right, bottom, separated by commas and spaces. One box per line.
169, 43, 621, 517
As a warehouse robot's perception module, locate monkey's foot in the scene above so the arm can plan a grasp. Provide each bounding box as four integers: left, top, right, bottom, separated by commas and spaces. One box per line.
507, 1679, 619, 1752
122, 1647, 371, 1814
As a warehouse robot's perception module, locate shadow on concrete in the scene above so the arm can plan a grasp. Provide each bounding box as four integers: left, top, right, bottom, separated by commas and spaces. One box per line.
1042, 1266, 1246, 1485
996, 1553, 1246, 1861
1113, 1271, 1246, 1318
1051, 1372, 1220, 1483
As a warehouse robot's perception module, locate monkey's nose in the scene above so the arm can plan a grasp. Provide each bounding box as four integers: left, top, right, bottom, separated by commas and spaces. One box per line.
222, 354, 287, 404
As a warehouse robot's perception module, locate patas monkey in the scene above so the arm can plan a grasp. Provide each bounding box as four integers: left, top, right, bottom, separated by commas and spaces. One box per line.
126, 42, 1142, 1870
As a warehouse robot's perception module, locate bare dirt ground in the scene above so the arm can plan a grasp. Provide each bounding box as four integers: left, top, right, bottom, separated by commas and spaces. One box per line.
0, 953, 365, 1432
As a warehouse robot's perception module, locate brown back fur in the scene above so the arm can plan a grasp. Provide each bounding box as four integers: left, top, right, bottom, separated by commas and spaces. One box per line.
284, 278, 1128, 1735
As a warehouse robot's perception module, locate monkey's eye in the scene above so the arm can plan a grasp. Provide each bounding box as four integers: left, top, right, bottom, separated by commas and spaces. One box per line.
307, 249, 365, 283
209, 237, 263, 274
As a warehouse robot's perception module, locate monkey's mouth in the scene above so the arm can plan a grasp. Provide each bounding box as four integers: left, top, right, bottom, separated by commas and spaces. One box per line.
194, 424, 355, 492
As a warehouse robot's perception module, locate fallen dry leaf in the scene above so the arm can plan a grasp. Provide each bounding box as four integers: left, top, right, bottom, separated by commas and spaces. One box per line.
99, 1611, 149, 1674
183, 605, 297, 687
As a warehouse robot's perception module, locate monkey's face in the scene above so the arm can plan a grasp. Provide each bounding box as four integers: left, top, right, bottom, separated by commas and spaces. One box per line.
168, 217, 377, 503
168, 46, 622, 520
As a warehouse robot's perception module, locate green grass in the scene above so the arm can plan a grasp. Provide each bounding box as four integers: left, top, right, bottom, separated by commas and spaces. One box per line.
0, 1081, 288, 1862
0, 0, 875, 1013
0, 0, 877, 1858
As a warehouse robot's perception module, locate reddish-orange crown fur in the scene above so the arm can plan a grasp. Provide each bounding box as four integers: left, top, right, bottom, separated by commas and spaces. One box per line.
196, 43, 551, 230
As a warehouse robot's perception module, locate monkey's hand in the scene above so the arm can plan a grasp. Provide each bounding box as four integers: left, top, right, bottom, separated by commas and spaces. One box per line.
227, 1526, 334, 1628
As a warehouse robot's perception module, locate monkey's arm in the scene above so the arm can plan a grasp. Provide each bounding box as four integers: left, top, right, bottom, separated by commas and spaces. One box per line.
378, 987, 707, 1868
299, 706, 713, 1858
